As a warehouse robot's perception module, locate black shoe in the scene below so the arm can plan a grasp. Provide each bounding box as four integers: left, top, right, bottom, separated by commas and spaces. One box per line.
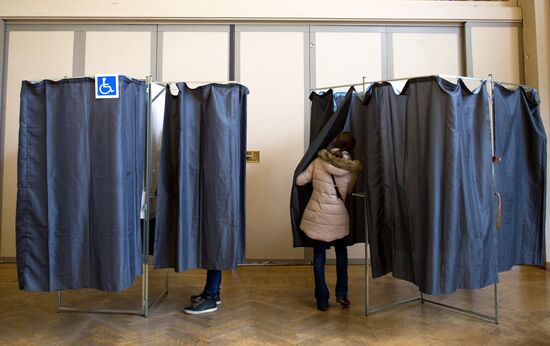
191, 293, 221, 305
183, 296, 218, 315
336, 296, 350, 307
317, 301, 329, 311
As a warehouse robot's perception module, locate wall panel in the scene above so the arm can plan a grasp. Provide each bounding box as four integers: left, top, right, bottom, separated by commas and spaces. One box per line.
85, 31, 152, 77
312, 27, 385, 260
471, 26, 521, 83
0, 22, 527, 261
314, 29, 384, 87
392, 31, 461, 78
238, 27, 307, 260
161, 27, 229, 82
1, 30, 74, 257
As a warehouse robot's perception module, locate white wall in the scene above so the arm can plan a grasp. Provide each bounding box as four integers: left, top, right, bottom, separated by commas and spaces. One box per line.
0, 1, 522, 22
1, 31, 75, 257
84, 31, 152, 77
312, 28, 384, 260
314, 30, 383, 86
519, 0, 550, 264
0, 1, 535, 261
535, 1, 550, 267
391, 29, 462, 79
470, 26, 521, 83
161, 28, 229, 82
238, 28, 307, 260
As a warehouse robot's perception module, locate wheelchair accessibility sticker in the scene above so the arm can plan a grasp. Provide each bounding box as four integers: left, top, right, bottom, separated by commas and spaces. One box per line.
95, 74, 119, 99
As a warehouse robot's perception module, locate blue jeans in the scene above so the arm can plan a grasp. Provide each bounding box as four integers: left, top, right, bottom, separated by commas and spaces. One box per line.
203, 270, 221, 299
313, 239, 348, 307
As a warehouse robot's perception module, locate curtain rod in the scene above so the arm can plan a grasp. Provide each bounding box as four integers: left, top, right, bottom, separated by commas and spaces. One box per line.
310, 74, 488, 91
151, 80, 244, 99
29, 75, 143, 82
437, 74, 485, 82
310, 75, 535, 92
493, 80, 534, 89
27, 75, 89, 83
28, 76, 239, 84
152, 80, 238, 85
309, 81, 365, 91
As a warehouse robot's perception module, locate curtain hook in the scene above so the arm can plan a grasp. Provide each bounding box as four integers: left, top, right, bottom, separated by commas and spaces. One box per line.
169, 82, 180, 96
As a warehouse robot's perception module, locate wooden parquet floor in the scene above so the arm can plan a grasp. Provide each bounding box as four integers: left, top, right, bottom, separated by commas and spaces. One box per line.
0, 263, 549, 345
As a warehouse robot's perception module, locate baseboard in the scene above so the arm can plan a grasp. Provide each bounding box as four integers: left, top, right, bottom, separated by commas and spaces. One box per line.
243, 259, 311, 266
546, 262, 549, 270
326, 258, 367, 265
243, 258, 368, 266
0, 257, 371, 266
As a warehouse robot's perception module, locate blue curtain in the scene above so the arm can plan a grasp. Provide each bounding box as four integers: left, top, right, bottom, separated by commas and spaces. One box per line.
308, 90, 334, 144
293, 77, 546, 294
291, 87, 366, 247
339, 91, 369, 247
363, 77, 498, 295
362, 82, 409, 281
494, 84, 547, 271
154, 83, 248, 271
16, 77, 146, 291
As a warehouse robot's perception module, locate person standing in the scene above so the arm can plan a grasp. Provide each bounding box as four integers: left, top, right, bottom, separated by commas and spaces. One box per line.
295, 132, 362, 311
183, 270, 222, 314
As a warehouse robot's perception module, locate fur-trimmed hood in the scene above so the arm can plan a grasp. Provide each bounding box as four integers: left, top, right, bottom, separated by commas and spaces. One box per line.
318, 149, 363, 173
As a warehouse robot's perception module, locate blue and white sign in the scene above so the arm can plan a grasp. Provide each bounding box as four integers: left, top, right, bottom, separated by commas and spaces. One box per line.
95, 74, 119, 99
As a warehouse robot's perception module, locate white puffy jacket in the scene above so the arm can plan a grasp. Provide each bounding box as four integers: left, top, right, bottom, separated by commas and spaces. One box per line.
295, 149, 363, 242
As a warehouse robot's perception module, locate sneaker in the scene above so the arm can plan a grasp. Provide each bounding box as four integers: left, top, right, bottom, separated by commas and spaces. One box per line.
336, 296, 350, 307
316, 300, 329, 311
191, 293, 221, 305
182, 296, 218, 315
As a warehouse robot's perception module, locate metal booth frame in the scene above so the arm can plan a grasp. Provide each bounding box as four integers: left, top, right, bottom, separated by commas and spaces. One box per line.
56, 77, 241, 317
310, 73, 532, 324
56, 76, 168, 317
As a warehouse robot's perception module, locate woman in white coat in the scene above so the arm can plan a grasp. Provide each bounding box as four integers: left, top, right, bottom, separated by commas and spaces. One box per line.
295, 132, 363, 311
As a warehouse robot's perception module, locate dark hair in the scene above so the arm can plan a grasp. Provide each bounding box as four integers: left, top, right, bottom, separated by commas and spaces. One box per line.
334, 132, 356, 153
